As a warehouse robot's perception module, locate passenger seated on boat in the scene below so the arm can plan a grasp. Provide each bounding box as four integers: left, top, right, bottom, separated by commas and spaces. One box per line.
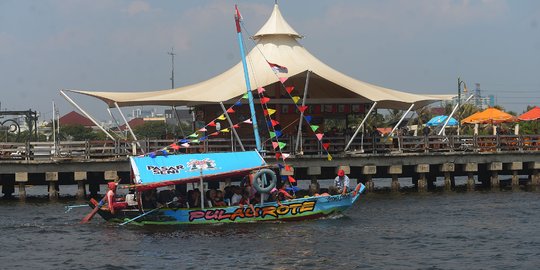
157, 189, 175, 207
106, 182, 128, 214
230, 186, 243, 206
239, 187, 256, 213
142, 189, 158, 209
205, 189, 218, 207
187, 189, 201, 208
214, 190, 228, 207
329, 169, 350, 195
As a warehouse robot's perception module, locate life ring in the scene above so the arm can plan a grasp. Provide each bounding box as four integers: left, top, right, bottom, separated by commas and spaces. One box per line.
252, 169, 277, 194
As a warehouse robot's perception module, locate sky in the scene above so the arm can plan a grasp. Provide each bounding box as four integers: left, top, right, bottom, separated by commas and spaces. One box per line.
1, 0, 539, 122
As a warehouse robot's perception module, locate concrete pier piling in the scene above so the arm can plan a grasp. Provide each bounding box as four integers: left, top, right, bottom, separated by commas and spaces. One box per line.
506, 162, 522, 190
362, 165, 376, 192
489, 162, 502, 190
74, 171, 87, 199
388, 165, 402, 192
528, 162, 540, 186
46, 172, 59, 199
440, 163, 455, 191
465, 163, 478, 191
15, 172, 28, 200
415, 164, 429, 192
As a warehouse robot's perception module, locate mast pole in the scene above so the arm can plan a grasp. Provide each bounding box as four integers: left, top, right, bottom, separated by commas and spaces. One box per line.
235, 5, 262, 151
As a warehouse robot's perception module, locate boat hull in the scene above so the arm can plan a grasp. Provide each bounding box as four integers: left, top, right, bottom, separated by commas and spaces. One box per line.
92, 184, 365, 225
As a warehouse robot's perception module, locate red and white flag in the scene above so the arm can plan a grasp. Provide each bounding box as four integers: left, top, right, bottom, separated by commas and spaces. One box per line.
267, 61, 288, 73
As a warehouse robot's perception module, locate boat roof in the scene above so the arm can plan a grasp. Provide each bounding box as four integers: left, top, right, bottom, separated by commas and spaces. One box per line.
129, 151, 268, 191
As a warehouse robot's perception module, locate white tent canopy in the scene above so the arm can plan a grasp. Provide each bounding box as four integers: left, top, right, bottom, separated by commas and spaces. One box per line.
64, 4, 453, 110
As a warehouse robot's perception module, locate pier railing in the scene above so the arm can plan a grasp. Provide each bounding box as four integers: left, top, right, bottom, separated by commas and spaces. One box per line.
0, 134, 539, 160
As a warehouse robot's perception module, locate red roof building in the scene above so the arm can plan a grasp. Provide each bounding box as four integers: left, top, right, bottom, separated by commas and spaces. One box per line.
59, 111, 95, 127
119, 118, 145, 131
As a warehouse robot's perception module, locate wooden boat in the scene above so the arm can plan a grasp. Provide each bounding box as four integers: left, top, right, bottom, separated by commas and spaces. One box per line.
88, 151, 365, 225
82, 6, 366, 225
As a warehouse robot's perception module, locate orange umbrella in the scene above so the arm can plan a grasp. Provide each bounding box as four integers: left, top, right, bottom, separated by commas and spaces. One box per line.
461, 107, 516, 124
518, 106, 540, 121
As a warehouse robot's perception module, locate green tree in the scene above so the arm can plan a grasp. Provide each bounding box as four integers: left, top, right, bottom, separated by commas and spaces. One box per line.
59, 124, 102, 141
133, 121, 174, 139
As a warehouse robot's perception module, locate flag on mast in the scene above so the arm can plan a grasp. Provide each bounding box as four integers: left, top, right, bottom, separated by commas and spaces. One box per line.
267, 61, 288, 73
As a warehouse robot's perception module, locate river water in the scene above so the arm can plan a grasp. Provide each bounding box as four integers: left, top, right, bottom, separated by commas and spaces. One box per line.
1, 188, 539, 270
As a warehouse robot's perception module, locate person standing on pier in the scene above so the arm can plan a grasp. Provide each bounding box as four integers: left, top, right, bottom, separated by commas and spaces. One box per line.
329, 169, 350, 196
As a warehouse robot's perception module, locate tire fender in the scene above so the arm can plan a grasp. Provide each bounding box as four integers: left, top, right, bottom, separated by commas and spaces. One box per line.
252, 169, 277, 194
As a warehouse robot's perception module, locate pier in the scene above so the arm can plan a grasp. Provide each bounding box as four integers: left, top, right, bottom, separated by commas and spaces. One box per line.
0, 134, 539, 199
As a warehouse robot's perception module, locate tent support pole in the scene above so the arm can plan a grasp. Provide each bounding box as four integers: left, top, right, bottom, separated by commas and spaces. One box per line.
438, 94, 474, 136
172, 106, 186, 137
295, 70, 311, 154
220, 102, 245, 151
114, 102, 144, 153
389, 104, 414, 137
344, 102, 377, 152
107, 107, 126, 139
60, 90, 116, 140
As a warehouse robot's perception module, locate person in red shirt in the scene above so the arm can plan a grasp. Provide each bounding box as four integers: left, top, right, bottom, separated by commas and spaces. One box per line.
106, 182, 127, 214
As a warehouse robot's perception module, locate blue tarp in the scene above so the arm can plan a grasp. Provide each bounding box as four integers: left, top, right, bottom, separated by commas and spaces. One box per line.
426, 115, 458, 127
130, 151, 266, 188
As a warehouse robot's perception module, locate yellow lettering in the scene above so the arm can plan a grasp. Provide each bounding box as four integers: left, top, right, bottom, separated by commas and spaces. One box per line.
288, 203, 303, 215
276, 205, 289, 215
299, 201, 316, 213
261, 206, 277, 218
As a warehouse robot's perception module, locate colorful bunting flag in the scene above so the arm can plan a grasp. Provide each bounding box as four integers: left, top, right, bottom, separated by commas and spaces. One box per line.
267, 108, 276, 116
191, 139, 200, 144
260, 97, 271, 104
179, 139, 189, 144
272, 141, 279, 149
310, 125, 319, 132
292, 96, 300, 104
285, 165, 292, 171
181, 143, 190, 148
277, 163, 285, 169
288, 176, 296, 183
233, 124, 240, 129
282, 153, 290, 160
298, 105, 308, 113
210, 132, 219, 136
316, 133, 324, 141
285, 86, 295, 94
257, 87, 266, 94
268, 61, 288, 73
322, 143, 330, 150
279, 77, 288, 83
200, 136, 208, 141
221, 128, 230, 132
275, 130, 282, 137
305, 116, 312, 123
198, 127, 207, 132
235, 100, 242, 106
226, 108, 235, 113
242, 93, 248, 99
327, 153, 332, 161
271, 119, 280, 127
217, 114, 226, 120
269, 131, 276, 138
208, 121, 216, 127
275, 152, 282, 159
243, 119, 252, 124
149, 152, 156, 158
170, 143, 180, 150
278, 142, 286, 149
188, 133, 198, 138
